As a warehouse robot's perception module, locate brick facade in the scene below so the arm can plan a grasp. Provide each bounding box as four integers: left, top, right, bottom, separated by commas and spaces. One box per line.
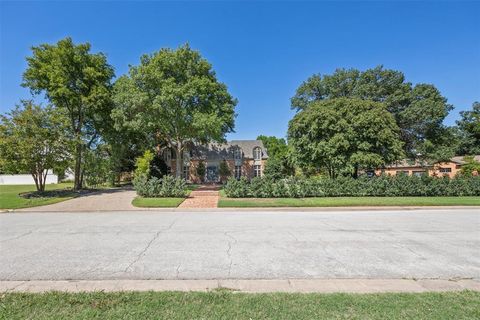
375, 156, 479, 178
161, 140, 268, 183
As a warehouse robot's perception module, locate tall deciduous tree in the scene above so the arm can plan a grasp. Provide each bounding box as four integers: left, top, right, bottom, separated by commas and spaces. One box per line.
112, 44, 237, 178
256, 135, 295, 179
457, 102, 480, 155
291, 66, 452, 159
22, 37, 115, 190
288, 98, 404, 178
0, 101, 71, 191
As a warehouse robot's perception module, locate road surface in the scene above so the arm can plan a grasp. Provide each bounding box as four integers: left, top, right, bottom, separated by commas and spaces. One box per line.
1, 209, 479, 280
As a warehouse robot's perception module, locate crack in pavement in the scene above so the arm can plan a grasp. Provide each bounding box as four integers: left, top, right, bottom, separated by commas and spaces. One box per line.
175, 264, 181, 279
224, 231, 237, 277
0, 230, 33, 243
124, 219, 178, 273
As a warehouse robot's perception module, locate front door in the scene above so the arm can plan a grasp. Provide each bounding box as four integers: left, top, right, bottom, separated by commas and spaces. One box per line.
206, 166, 218, 182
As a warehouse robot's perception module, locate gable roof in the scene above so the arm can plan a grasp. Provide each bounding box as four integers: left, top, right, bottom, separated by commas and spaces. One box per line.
450, 155, 480, 164
191, 140, 268, 160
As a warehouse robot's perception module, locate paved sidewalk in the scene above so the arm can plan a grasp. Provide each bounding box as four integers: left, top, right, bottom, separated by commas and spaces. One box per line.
1, 279, 479, 293
15, 188, 143, 212
178, 185, 220, 208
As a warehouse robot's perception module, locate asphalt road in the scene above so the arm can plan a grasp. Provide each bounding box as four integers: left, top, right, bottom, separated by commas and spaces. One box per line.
1, 209, 479, 281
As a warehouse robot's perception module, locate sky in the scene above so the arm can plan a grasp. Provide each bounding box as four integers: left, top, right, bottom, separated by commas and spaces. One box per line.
1, 1, 479, 140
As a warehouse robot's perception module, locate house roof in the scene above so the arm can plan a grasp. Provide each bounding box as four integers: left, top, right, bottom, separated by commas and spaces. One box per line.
191, 140, 268, 160
383, 155, 480, 168
450, 155, 480, 164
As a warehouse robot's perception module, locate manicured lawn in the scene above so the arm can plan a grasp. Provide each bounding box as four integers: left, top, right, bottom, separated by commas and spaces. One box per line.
1, 291, 478, 319
0, 183, 75, 209
218, 196, 480, 207
132, 196, 185, 207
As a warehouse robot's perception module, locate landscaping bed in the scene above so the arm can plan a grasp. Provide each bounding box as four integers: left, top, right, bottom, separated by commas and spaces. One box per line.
218, 196, 480, 208
1, 291, 478, 319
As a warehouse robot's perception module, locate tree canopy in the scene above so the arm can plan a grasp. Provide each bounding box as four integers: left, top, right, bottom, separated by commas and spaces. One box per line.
257, 135, 294, 179
291, 66, 452, 159
288, 98, 404, 178
22, 37, 115, 190
112, 44, 237, 177
457, 102, 480, 155
0, 101, 71, 191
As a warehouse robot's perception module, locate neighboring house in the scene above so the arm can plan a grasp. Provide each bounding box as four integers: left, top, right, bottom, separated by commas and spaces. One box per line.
375, 155, 480, 178
160, 140, 268, 183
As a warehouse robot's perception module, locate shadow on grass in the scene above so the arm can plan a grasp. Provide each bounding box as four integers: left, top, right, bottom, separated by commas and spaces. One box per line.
19, 186, 133, 199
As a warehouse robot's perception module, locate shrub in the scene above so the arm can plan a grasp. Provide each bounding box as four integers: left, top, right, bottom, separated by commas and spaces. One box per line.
223, 175, 480, 198
133, 174, 187, 197
150, 154, 168, 179
223, 177, 250, 197
134, 150, 154, 178
219, 160, 231, 183
196, 161, 206, 182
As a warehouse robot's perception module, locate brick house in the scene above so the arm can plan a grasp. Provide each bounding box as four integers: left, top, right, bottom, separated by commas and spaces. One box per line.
375, 155, 480, 178
160, 140, 268, 183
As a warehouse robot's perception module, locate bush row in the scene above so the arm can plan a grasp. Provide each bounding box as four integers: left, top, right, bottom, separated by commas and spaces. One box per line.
133, 174, 187, 198
223, 175, 480, 198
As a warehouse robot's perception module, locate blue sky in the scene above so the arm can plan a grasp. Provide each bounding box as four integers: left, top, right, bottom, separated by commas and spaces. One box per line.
1, 1, 479, 140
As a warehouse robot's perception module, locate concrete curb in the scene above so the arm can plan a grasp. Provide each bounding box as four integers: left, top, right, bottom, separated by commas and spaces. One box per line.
7, 206, 480, 213
1, 279, 479, 293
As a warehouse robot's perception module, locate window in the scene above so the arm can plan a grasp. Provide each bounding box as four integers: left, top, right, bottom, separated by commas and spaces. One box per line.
182, 166, 189, 180
162, 149, 171, 162
253, 165, 261, 177
396, 170, 409, 176
253, 147, 262, 160
234, 148, 242, 160
439, 168, 452, 173
234, 166, 242, 179
412, 171, 426, 177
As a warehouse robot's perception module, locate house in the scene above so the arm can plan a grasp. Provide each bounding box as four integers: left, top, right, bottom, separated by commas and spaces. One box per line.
160, 140, 268, 183
375, 155, 480, 178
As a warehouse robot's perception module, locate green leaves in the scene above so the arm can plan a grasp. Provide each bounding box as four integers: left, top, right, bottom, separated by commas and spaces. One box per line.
288, 98, 404, 177
22, 37, 115, 189
0, 101, 71, 191
290, 66, 452, 160
112, 44, 237, 177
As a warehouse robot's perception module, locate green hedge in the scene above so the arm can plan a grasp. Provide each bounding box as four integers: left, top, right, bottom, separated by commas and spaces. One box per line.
223, 175, 480, 198
133, 174, 187, 198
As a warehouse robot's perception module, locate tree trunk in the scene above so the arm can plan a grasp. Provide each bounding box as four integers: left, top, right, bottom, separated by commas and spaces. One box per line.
32, 173, 40, 192
73, 141, 83, 190
175, 143, 183, 178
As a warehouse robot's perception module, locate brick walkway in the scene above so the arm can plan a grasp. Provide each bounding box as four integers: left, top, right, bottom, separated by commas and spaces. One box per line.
178, 185, 220, 208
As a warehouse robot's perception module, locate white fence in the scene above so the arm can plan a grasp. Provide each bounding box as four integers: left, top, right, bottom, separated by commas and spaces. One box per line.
0, 170, 58, 185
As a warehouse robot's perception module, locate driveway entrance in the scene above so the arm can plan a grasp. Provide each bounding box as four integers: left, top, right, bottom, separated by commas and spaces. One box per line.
16, 187, 142, 212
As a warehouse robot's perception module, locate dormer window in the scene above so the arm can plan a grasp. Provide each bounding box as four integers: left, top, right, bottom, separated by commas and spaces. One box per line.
253, 147, 262, 160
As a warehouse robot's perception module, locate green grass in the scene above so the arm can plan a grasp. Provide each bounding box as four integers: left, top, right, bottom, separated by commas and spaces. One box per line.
218, 196, 480, 207
1, 291, 478, 319
132, 196, 186, 207
0, 183, 75, 209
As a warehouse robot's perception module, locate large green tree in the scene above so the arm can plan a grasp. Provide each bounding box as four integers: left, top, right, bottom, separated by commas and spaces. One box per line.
288, 98, 404, 178
257, 135, 295, 179
456, 102, 480, 155
0, 101, 71, 191
112, 44, 237, 178
22, 37, 115, 190
291, 66, 452, 159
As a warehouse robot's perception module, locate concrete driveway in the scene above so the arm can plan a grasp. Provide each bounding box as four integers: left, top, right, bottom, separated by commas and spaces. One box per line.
0, 209, 479, 281
17, 187, 142, 212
